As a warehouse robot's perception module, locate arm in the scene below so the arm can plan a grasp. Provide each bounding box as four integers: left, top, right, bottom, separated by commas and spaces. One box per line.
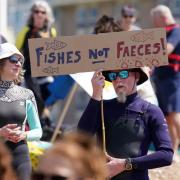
78, 98, 101, 135
26, 100, 42, 141
78, 70, 105, 134
131, 105, 173, 170
167, 27, 180, 54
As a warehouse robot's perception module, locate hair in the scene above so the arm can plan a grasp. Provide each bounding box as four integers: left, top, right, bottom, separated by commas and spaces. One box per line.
27, 0, 55, 30
0, 58, 25, 85
121, 5, 137, 16
94, 15, 122, 34
150, 5, 175, 23
0, 141, 17, 180
35, 132, 107, 180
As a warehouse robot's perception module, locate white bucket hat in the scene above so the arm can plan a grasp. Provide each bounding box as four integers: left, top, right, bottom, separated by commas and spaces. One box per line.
0, 43, 24, 60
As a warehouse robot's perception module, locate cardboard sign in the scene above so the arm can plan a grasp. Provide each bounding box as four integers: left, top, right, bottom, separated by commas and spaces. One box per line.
28, 28, 168, 77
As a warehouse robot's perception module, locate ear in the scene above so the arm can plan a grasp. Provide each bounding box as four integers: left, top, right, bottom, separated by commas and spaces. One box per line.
135, 72, 140, 83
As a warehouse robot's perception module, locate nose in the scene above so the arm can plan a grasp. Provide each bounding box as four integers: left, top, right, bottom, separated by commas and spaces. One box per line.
115, 76, 123, 82
15, 61, 22, 67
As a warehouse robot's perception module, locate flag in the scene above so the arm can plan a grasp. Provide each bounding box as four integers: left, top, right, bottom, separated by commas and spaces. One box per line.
45, 75, 74, 106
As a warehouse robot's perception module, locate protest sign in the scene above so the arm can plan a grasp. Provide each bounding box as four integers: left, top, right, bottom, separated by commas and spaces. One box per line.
28, 28, 168, 77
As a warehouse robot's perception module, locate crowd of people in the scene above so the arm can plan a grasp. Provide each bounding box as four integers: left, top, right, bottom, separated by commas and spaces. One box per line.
0, 0, 180, 180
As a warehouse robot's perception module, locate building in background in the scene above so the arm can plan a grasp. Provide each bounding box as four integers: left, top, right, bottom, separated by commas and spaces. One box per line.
7, 0, 180, 39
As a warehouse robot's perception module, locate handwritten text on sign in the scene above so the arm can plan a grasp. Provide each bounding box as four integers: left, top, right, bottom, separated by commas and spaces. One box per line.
28, 28, 168, 77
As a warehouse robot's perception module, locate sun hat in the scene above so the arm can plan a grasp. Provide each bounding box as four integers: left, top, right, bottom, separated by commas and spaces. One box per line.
102, 68, 148, 85
0, 43, 24, 60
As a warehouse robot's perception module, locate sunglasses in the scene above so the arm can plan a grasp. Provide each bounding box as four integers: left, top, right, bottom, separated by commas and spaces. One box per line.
123, 15, 134, 18
8, 55, 24, 65
34, 10, 46, 15
108, 70, 129, 81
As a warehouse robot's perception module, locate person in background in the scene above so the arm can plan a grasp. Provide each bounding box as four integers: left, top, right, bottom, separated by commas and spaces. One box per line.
0, 43, 42, 180
150, 5, 180, 162
32, 132, 107, 180
117, 5, 140, 31
0, 140, 17, 180
16, 0, 56, 117
78, 15, 173, 180
116, 5, 158, 105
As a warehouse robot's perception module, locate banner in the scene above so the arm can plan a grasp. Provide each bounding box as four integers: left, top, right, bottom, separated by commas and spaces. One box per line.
28, 28, 168, 77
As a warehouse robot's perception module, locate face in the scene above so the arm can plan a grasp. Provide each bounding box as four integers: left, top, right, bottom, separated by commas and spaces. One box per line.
151, 14, 165, 27
1, 54, 23, 81
108, 70, 139, 100
121, 14, 136, 26
33, 6, 47, 28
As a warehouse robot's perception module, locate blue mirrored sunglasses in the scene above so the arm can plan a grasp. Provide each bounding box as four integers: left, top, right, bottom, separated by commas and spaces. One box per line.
108, 70, 129, 81
8, 55, 24, 65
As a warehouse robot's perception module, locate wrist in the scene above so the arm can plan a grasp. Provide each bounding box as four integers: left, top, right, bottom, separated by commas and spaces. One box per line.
124, 158, 133, 171
23, 132, 27, 140
92, 94, 102, 101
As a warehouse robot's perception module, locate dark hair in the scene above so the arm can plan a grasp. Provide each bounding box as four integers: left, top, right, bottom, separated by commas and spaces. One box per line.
94, 15, 122, 34
0, 58, 25, 84
121, 5, 136, 16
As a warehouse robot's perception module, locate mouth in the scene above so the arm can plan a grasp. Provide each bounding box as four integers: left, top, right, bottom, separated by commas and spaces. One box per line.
116, 85, 125, 90
12, 68, 20, 73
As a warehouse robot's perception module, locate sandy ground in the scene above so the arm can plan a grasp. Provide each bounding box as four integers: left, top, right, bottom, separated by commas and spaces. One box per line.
149, 161, 180, 180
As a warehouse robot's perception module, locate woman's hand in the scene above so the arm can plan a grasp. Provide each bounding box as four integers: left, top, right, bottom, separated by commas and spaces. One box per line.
92, 69, 105, 101
0, 124, 19, 139
106, 154, 126, 178
9, 131, 27, 143
0, 124, 26, 143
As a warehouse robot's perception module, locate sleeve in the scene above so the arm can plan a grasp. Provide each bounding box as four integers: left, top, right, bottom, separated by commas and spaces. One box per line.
131, 104, 173, 170
167, 27, 180, 48
77, 98, 101, 135
26, 100, 42, 141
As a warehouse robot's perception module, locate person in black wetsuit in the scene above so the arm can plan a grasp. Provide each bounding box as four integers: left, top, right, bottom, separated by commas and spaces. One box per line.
78, 15, 173, 180
0, 43, 42, 180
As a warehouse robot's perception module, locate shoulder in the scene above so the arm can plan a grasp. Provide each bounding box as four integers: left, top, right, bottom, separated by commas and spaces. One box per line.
146, 102, 163, 114
17, 26, 30, 35
16, 26, 30, 49
128, 96, 161, 114
50, 26, 57, 37
137, 97, 162, 113
132, 25, 141, 30
169, 25, 180, 36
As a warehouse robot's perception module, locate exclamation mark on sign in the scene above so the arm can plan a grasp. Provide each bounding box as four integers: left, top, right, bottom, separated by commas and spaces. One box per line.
160, 38, 166, 55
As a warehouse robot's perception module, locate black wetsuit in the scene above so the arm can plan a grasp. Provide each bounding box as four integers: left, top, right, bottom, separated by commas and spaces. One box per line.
78, 93, 173, 180
0, 80, 37, 180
